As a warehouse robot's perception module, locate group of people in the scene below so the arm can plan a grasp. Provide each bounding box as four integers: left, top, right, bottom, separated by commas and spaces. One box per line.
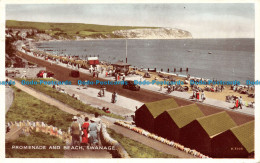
192, 90, 206, 102
70, 113, 101, 146
233, 96, 243, 109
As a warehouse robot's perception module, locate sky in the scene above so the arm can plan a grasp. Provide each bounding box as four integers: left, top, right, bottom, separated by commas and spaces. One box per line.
6, 3, 255, 38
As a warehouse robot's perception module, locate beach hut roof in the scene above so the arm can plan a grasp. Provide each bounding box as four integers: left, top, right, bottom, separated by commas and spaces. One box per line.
144, 98, 178, 118
112, 60, 131, 66
196, 111, 236, 137
166, 104, 204, 128
230, 121, 254, 153
88, 57, 99, 60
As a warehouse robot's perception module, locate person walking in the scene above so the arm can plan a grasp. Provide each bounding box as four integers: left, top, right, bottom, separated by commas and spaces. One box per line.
88, 118, 98, 145
196, 91, 200, 102
238, 96, 243, 109
234, 97, 239, 109
201, 90, 205, 102
101, 85, 106, 97
111, 91, 116, 103
111, 92, 115, 103
81, 117, 89, 146
191, 90, 196, 99
92, 113, 102, 145
221, 85, 224, 92
159, 83, 163, 91
70, 116, 81, 146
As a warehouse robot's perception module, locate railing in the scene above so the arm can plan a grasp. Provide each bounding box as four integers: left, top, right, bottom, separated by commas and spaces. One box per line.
100, 123, 130, 158
115, 120, 210, 158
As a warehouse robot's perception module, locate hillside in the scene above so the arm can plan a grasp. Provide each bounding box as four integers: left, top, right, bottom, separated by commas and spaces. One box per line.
6, 20, 192, 40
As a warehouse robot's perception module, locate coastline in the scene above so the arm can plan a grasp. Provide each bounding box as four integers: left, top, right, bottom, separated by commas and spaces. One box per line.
35, 37, 195, 44
14, 45, 255, 104
30, 40, 254, 87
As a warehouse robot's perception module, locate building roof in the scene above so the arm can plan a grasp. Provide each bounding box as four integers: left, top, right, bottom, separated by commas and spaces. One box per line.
166, 104, 204, 128
87, 57, 99, 60
230, 121, 254, 153
196, 111, 236, 137
112, 61, 131, 66
144, 98, 179, 118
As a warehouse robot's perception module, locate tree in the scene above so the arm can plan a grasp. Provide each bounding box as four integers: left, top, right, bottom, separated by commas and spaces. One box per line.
5, 37, 15, 57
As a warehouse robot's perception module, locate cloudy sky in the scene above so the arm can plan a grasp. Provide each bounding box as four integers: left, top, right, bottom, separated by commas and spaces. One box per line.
6, 3, 255, 38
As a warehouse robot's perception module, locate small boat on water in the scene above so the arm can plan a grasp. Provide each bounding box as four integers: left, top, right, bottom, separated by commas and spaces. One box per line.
208, 52, 212, 54
187, 50, 192, 52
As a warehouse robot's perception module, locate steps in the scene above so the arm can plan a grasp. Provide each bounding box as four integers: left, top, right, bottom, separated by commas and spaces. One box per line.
6, 126, 24, 142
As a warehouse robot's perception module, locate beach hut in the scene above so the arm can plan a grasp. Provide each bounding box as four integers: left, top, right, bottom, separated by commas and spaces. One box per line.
87, 57, 99, 65
135, 98, 179, 133
211, 121, 254, 158
180, 111, 237, 156
154, 104, 204, 142
112, 61, 131, 74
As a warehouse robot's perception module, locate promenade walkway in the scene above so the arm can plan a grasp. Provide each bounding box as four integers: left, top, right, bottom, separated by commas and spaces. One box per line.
59, 85, 142, 115
20, 51, 254, 117
5, 87, 14, 114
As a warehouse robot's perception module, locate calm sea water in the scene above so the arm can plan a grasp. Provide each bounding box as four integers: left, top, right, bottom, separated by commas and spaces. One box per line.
36, 39, 255, 84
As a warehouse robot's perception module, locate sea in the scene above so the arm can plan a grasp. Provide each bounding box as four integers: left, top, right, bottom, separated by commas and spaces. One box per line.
35, 38, 255, 84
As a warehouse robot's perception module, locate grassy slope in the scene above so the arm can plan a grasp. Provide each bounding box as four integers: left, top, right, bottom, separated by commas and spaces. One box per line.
6, 20, 158, 38
107, 128, 178, 158
5, 87, 69, 158
6, 87, 73, 131
6, 131, 66, 158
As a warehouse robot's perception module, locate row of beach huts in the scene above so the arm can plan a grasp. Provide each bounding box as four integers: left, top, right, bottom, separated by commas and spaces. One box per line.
135, 98, 254, 158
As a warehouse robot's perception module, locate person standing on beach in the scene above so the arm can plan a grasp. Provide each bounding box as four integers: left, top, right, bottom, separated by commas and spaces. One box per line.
238, 96, 243, 109
159, 83, 163, 91
196, 91, 200, 102
201, 90, 205, 102
234, 97, 239, 109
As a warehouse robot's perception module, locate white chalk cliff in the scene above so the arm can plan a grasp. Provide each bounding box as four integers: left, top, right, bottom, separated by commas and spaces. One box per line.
112, 28, 192, 39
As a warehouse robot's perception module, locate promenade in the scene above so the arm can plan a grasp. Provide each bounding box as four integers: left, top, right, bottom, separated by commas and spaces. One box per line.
19, 50, 255, 116
15, 50, 254, 126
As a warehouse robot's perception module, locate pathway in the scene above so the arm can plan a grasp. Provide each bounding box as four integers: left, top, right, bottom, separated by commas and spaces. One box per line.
59, 85, 142, 115
5, 86, 14, 114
